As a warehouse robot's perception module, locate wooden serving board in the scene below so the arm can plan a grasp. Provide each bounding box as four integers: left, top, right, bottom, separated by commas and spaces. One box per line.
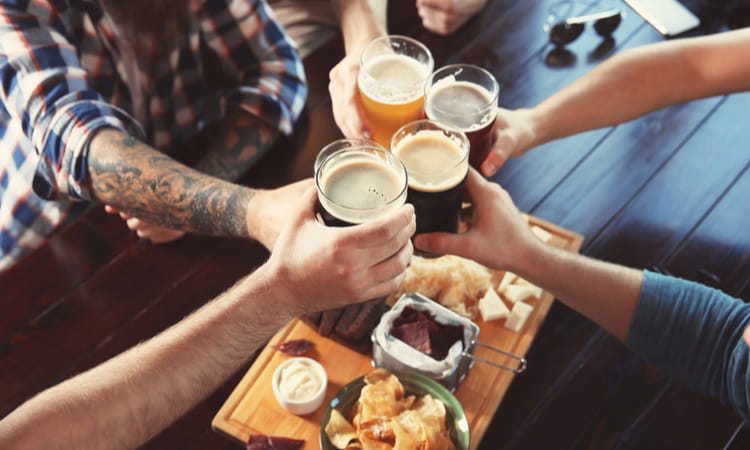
212, 216, 583, 449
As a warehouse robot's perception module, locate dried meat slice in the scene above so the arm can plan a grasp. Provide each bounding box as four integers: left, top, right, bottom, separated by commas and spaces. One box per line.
271, 338, 314, 356
247, 434, 304, 450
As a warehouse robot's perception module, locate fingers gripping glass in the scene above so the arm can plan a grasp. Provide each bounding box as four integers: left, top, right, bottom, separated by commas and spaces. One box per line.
546, 3, 623, 46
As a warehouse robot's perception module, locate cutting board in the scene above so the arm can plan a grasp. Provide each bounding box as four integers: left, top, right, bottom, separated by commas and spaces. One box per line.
212, 215, 583, 449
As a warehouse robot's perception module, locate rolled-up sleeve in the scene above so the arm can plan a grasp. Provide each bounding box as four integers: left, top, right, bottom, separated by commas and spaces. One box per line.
0, 5, 141, 201
627, 270, 750, 422
200, 0, 307, 135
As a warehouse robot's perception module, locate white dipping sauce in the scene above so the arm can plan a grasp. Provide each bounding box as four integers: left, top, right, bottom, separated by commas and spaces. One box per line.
278, 360, 321, 401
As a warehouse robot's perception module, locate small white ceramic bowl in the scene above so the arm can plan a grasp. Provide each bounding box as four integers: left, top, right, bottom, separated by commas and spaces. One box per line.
272, 357, 328, 416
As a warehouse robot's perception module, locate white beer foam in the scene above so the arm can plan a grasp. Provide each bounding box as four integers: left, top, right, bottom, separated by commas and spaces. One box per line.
318, 153, 407, 224
359, 53, 430, 105
392, 129, 468, 192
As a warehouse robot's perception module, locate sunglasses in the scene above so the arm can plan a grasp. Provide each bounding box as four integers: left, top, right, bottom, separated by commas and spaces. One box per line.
548, 8, 623, 46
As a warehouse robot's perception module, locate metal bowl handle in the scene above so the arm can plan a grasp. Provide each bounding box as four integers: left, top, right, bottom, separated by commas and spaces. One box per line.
461, 341, 527, 374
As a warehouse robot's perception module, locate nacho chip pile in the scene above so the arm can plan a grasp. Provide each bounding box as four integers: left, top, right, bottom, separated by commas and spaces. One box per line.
325, 369, 455, 450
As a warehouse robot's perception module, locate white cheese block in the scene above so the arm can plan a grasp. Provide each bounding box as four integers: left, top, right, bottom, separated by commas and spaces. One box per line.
497, 271, 517, 292
478, 287, 510, 322
511, 277, 544, 299
505, 301, 534, 332
530, 225, 554, 244
504, 284, 536, 304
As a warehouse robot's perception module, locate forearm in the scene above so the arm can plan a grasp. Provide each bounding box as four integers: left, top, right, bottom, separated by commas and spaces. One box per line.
191, 107, 280, 182
532, 29, 750, 146
88, 128, 255, 238
334, 0, 385, 54
0, 265, 292, 449
510, 241, 643, 341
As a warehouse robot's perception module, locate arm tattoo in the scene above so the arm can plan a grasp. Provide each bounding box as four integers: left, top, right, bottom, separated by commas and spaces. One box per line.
192, 108, 280, 181
89, 131, 253, 238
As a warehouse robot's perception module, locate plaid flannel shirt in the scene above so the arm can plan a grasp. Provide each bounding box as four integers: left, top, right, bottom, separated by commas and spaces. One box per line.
0, 0, 307, 271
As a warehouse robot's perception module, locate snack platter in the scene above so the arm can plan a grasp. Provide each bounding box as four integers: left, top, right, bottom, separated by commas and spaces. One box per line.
212, 216, 583, 449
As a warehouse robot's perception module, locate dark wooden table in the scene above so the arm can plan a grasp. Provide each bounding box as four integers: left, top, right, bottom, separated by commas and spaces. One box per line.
3, 1, 750, 448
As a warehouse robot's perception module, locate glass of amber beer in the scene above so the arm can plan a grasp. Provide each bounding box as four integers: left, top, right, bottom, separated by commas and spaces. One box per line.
315, 140, 408, 227
358, 35, 434, 148
390, 119, 469, 255
424, 64, 499, 170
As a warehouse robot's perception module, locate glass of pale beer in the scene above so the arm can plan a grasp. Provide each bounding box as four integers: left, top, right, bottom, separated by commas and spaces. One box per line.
390, 119, 469, 256
315, 140, 408, 227
358, 35, 434, 148
424, 64, 499, 170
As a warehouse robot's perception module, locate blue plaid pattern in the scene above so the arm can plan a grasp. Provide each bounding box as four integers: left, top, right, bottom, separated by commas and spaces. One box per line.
0, 0, 308, 271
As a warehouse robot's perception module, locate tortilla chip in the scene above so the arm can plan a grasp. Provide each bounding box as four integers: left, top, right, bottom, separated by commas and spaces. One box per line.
325, 409, 358, 449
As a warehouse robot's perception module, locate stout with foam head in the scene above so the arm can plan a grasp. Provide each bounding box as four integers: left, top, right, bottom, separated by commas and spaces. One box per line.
391, 120, 469, 240
315, 144, 408, 227
424, 64, 499, 170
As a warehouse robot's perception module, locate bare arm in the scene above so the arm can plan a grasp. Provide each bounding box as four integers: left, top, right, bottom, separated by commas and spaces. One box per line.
0, 189, 415, 449
328, 0, 385, 140
483, 27, 750, 175
334, 0, 385, 54
89, 128, 255, 238
414, 169, 642, 341
533, 27, 750, 144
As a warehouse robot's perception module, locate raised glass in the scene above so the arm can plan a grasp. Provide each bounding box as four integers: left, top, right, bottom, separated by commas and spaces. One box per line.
424, 64, 499, 170
358, 35, 434, 148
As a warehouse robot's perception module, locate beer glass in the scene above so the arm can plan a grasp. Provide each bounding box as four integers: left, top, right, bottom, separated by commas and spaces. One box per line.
390, 119, 469, 246
358, 35, 434, 148
424, 64, 499, 170
313, 138, 387, 175
315, 140, 408, 226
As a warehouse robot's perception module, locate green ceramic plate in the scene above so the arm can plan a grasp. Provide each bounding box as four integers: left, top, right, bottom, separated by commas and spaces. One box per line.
319, 370, 470, 449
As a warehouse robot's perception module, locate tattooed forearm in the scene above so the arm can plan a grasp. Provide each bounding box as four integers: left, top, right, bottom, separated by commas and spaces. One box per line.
191, 107, 280, 181
88, 129, 253, 238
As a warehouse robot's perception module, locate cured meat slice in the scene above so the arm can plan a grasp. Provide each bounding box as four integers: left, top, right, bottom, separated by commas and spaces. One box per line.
246, 434, 304, 450
272, 338, 314, 356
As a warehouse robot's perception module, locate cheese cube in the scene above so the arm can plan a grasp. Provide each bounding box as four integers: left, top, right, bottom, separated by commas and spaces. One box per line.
497, 271, 517, 292
530, 225, 554, 244
512, 277, 543, 299
505, 301, 534, 332
504, 284, 535, 304
478, 287, 510, 322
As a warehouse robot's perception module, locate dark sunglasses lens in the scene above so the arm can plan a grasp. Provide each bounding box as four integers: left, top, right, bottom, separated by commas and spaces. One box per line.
594, 13, 621, 36
550, 22, 584, 46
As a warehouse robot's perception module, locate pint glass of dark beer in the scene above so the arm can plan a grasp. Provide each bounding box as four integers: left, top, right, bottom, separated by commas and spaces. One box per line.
315, 140, 408, 227
424, 64, 499, 170
390, 120, 469, 244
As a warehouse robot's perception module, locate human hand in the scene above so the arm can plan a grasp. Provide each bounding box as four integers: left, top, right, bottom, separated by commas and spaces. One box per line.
329, 53, 372, 140
413, 168, 541, 272
245, 178, 316, 250
264, 186, 416, 315
104, 205, 186, 243
415, 0, 488, 35
480, 107, 539, 177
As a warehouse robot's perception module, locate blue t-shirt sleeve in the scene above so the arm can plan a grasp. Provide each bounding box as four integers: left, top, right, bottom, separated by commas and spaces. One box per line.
627, 270, 750, 422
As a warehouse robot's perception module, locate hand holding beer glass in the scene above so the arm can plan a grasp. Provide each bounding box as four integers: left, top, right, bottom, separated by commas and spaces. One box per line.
424, 64, 499, 171
313, 139, 412, 342
391, 119, 469, 256
358, 35, 434, 148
